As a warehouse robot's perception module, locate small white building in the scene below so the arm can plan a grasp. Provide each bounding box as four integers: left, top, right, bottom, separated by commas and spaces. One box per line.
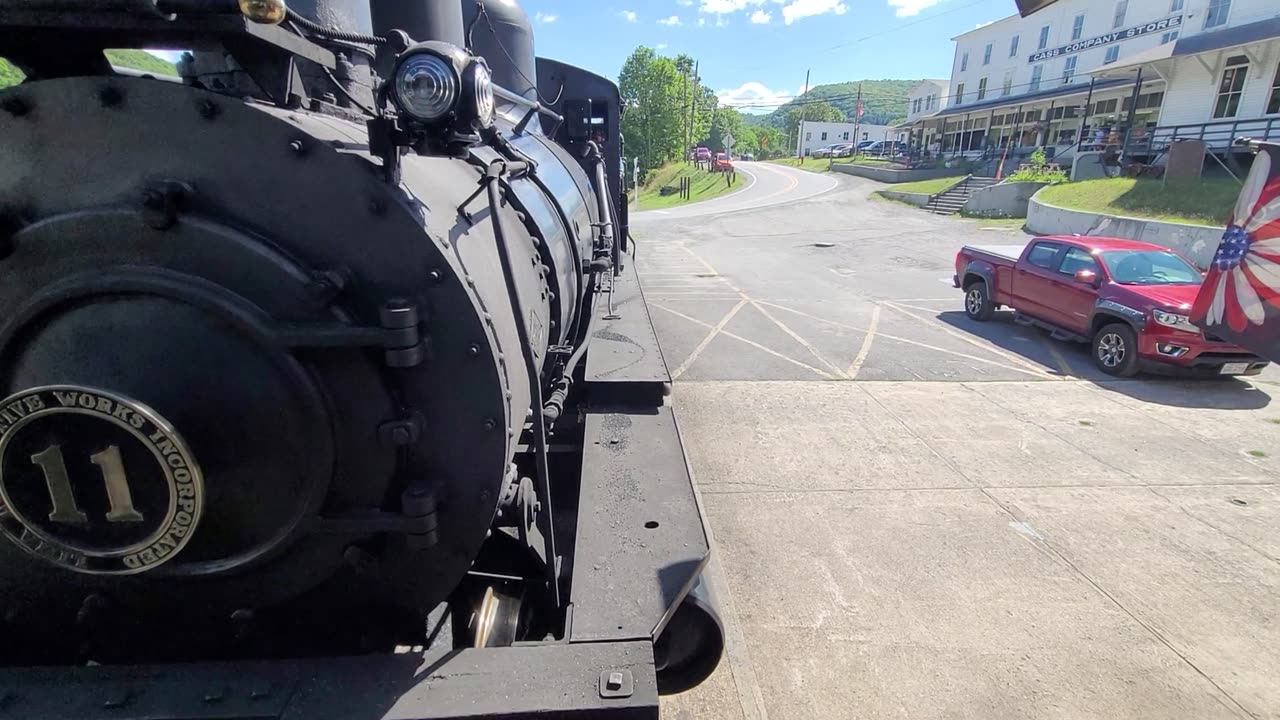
902, 0, 1280, 165
795, 121, 900, 156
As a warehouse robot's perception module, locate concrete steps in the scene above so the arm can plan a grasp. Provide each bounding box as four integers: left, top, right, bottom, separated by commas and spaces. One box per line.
928, 176, 998, 215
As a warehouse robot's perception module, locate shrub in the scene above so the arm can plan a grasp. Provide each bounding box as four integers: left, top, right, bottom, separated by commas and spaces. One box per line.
1006, 146, 1068, 184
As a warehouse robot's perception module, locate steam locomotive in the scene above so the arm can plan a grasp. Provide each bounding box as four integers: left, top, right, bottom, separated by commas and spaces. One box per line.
0, 1, 721, 716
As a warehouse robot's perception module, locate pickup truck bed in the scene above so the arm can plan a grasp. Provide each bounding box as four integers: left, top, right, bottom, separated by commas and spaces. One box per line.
962, 244, 1027, 263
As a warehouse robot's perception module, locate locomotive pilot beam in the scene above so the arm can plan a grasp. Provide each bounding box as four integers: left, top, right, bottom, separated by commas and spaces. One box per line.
0, 0, 723, 716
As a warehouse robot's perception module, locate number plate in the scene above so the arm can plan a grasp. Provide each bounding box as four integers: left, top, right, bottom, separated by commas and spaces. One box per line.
1220, 362, 1250, 375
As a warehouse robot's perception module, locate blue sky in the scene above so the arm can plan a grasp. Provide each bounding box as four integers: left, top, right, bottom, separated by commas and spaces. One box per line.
524, 0, 1022, 113
149, 0, 1020, 114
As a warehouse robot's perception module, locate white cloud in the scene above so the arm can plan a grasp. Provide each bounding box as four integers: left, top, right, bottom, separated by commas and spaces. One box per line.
700, 0, 767, 13
750, 9, 771, 23
535, 11, 558, 22
975, 19, 995, 28
656, 43, 668, 49
887, 0, 943, 18
619, 9, 637, 22
715, 14, 729, 26
678, 0, 694, 5
781, 0, 847, 24
658, 15, 682, 25
716, 81, 797, 112
698, 17, 707, 25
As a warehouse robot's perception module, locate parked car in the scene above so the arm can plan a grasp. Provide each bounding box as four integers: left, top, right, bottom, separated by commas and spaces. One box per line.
694, 147, 712, 162
829, 143, 856, 158
739, 152, 755, 161
863, 140, 904, 156
712, 152, 733, 171
811, 144, 842, 158
953, 236, 1271, 377
855, 140, 876, 151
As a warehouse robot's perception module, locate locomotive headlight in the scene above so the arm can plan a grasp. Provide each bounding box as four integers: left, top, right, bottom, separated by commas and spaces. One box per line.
471, 61, 496, 128
393, 52, 459, 122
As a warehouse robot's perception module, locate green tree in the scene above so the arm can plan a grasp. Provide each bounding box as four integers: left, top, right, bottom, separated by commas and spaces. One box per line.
619, 47, 683, 177
707, 106, 746, 153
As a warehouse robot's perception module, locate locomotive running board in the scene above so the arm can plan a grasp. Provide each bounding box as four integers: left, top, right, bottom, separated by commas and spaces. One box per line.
583, 261, 671, 407
0, 642, 659, 719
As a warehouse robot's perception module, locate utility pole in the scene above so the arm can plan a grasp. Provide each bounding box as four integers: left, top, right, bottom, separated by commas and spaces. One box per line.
680, 58, 689, 163
852, 82, 863, 151
690, 60, 699, 160
797, 68, 810, 158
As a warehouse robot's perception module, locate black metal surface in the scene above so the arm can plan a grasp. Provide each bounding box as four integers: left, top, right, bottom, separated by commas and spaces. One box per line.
569, 405, 710, 643
583, 262, 671, 407
466, 0, 537, 101
0, 642, 659, 719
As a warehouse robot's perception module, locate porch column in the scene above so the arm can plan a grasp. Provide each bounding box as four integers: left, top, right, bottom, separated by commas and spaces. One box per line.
1122, 67, 1145, 153
1043, 99, 1056, 147
1078, 77, 1097, 150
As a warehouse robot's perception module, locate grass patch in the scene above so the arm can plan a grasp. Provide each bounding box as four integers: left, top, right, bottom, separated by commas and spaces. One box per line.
1247, 449, 1269, 459
634, 162, 742, 211
887, 175, 966, 195
1037, 177, 1241, 226
769, 157, 833, 172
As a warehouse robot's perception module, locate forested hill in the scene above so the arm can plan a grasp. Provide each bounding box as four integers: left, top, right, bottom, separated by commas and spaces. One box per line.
1, 49, 177, 88
765, 79, 916, 127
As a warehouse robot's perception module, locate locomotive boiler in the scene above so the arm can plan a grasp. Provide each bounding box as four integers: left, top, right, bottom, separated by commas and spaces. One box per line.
0, 1, 721, 716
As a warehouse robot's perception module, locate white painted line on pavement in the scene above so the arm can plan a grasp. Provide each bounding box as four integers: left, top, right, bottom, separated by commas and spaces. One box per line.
654, 303, 833, 379
847, 304, 881, 378
879, 302, 1059, 379
671, 298, 749, 380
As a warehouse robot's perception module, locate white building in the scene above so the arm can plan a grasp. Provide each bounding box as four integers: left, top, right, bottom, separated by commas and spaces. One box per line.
904, 0, 1280, 165
903, 79, 951, 149
795, 121, 900, 156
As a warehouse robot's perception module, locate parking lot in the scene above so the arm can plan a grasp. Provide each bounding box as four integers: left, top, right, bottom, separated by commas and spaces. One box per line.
636, 164, 1280, 719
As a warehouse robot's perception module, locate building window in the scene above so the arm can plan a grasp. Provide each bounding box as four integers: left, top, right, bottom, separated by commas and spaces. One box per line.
805, 132, 811, 141
820, 131, 828, 141
977, 77, 988, 101
984, 43, 992, 65
961, 51, 969, 72
1112, 1, 1127, 29
1010, 35, 1020, 57
1267, 63, 1280, 114
1169, 0, 1183, 11
1160, 31, 1179, 44
1072, 14, 1085, 41
1105, 46, 1120, 63
1204, 0, 1230, 29
955, 82, 965, 104
1038, 25, 1050, 51
1063, 56, 1077, 84
1002, 70, 1014, 96
1213, 56, 1248, 118
842, 131, 849, 140
1030, 64, 1043, 92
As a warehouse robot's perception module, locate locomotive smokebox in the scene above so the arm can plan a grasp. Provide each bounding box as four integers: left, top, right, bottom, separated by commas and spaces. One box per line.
370, 0, 466, 77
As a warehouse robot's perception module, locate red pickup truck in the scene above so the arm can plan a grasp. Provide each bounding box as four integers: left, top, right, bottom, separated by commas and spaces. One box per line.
954, 235, 1270, 377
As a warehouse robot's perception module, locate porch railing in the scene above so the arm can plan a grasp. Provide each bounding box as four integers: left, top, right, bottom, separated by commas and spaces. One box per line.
1076, 117, 1280, 157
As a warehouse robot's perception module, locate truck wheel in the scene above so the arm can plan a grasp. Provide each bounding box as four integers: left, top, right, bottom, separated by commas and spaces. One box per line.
963, 281, 995, 321
1093, 323, 1139, 377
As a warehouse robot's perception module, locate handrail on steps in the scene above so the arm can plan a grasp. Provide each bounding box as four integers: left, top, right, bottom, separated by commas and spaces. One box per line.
927, 174, 972, 213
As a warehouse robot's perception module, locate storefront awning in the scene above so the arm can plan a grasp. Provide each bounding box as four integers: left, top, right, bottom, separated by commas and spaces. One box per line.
931, 78, 1130, 119
1173, 16, 1280, 57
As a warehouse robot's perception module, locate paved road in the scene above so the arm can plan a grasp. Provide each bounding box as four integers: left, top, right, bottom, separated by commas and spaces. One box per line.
633, 161, 840, 222
642, 168, 1280, 720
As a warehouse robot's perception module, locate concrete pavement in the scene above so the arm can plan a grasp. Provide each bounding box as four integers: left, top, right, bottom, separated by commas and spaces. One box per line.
632, 161, 840, 222
648, 168, 1280, 719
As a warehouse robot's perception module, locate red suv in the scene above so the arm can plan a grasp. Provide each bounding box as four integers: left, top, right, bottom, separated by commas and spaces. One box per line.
712, 152, 733, 172
954, 236, 1270, 377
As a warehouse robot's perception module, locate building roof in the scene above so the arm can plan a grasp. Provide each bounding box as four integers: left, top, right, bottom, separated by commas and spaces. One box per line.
1173, 16, 1280, 57
951, 14, 1020, 41
930, 77, 1131, 119
1014, 0, 1061, 18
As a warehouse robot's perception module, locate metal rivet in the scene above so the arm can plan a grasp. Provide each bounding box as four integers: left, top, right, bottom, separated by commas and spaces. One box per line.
368, 198, 385, 215
198, 99, 219, 119
289, 139, 306, 155
482, 419, 496, 432
427, 269, 443, 283
468, 344, 480, 357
